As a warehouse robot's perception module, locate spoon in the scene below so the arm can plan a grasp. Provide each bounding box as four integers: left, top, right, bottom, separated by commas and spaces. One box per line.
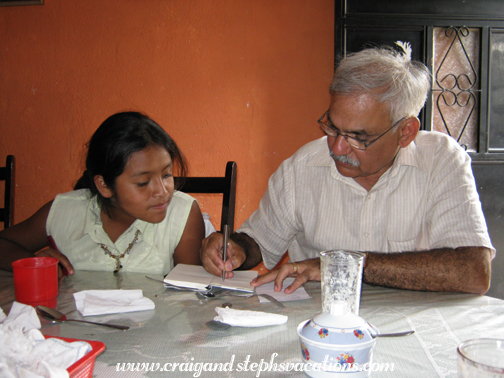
196, 289, 232, 298
197, 291, 285, 308
36, 306, 129, 330
371, 330, 415, 338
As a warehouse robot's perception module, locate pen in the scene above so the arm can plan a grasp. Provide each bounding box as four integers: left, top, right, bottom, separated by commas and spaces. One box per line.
222, 224, 229, 282
47, 235, 69, 276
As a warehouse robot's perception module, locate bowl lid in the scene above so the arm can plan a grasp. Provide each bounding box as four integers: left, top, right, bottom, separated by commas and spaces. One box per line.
299, 302, 375, 346
312, 301, 365, 329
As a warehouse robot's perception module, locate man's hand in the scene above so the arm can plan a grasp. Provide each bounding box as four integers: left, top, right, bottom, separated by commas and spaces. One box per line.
200, 232, 247, 279
35, 249, 74, 281
251, 258, 320, 294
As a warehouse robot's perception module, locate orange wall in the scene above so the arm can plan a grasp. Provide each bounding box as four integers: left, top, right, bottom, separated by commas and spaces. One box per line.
0, 0, 334, 231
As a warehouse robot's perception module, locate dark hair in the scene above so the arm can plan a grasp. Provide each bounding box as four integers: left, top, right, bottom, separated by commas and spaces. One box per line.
74, 112, 187, 213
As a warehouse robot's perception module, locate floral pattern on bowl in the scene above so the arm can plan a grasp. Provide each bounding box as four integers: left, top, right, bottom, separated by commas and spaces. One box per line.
296, 302, 377, 377
300, 317, 375, 346
354, 329, 365, 339
318, 328, 329, 338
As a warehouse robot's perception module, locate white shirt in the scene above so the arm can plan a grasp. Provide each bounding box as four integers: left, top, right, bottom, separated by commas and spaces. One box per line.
46, 189, 195, 275
238, 132, 495, 269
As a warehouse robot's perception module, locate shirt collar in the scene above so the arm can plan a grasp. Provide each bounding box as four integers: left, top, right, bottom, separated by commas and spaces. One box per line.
389, 138, 425, 176
83, 195, 102, 239
83, 195, 153, 246
307, 137, 335, 167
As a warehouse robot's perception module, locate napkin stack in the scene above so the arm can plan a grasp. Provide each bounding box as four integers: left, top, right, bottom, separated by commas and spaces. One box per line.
0, 302, 92, 378
73, 289, 155, 316
214, 307, 288, 327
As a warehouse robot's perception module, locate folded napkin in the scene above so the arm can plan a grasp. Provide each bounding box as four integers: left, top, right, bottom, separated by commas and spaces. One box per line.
74, 289, 155, 317
0, 302, 92, 378
214, 307, 288, 327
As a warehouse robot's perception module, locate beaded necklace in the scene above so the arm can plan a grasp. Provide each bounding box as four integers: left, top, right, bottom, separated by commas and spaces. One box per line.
100, 229, 141, 273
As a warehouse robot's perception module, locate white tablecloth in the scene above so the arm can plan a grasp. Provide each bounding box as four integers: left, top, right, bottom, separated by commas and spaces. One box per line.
1, 270, 503, 377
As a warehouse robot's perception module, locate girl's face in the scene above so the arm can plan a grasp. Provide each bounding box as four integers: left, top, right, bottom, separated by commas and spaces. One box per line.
110, 145, 174, 225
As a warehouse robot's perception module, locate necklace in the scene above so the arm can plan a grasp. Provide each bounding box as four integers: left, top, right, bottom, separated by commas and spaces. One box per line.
100, 229, 141, 273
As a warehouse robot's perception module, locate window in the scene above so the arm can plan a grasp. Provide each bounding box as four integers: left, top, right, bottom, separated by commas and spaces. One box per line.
335, 0, 504, 160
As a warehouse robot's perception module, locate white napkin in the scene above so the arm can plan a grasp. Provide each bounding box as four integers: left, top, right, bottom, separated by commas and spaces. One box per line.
2, 301, 41, 331
74, 289, 155, 317
0, 302, 92, 378
214, 307, 288, 327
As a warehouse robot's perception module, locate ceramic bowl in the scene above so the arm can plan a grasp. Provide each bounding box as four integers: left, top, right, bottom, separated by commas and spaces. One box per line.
296, 302, 378, 378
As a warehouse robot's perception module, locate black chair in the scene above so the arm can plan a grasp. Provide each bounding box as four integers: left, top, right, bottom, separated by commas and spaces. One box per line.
0, 155, 15, 228
175, 161, 237, 234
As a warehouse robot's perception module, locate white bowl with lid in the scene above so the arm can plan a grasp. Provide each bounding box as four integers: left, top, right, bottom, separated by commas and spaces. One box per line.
297, 301, 378, 378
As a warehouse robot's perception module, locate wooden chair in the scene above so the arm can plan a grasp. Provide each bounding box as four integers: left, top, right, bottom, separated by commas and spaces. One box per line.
0, 155, 15, 228
175, 161, 237, 234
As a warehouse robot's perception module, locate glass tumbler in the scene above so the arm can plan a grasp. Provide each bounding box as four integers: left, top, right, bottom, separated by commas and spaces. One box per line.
320, 250, 365, 315
457, 338, 504, 377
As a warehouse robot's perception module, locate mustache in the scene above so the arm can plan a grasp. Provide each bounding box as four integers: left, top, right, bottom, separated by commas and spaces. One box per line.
330, 151, 360, 167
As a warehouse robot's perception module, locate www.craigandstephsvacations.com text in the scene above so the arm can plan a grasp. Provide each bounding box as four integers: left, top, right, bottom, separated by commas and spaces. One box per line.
115, 354, 395, 377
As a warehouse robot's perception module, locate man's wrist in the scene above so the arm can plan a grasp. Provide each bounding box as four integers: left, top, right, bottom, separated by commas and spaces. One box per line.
230, 232, 262, 270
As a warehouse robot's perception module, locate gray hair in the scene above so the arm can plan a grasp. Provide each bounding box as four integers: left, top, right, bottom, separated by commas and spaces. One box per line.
329, 42, 431, 124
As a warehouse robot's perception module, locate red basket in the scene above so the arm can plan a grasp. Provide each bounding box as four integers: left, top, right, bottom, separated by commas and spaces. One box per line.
45, 336, 105, 378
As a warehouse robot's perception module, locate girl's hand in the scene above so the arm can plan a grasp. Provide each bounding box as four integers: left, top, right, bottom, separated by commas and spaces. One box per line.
35, 249, 74, 281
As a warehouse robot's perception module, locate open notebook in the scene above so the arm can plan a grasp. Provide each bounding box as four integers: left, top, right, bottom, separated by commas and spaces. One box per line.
164, 264, 258, 293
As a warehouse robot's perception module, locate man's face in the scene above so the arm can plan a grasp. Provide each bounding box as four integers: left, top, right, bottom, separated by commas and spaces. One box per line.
327, 93, 403, 189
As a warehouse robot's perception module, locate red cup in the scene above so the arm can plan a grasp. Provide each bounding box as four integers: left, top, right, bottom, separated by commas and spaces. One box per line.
12, 257, 59, 308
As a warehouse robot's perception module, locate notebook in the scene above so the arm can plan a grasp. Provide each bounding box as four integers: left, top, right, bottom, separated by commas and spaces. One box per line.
164, 264, 258, 293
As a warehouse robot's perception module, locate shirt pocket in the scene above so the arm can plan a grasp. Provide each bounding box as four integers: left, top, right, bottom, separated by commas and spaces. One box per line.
386, 237, 419, 253
384, 213, 424, 252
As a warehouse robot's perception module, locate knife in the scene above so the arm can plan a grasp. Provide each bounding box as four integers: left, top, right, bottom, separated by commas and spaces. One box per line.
257, 294, 285, 308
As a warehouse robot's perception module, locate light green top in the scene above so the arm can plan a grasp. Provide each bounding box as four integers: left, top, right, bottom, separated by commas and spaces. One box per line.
46, 189, 195, 275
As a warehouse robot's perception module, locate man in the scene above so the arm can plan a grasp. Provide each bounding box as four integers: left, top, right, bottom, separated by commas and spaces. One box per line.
201, 42, 494, 295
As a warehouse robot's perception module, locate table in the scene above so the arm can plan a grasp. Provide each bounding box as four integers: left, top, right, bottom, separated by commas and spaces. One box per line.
1, 270, 504, 378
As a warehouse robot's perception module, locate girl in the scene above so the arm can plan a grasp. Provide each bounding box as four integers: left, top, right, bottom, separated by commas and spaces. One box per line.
0, 112, 204, 277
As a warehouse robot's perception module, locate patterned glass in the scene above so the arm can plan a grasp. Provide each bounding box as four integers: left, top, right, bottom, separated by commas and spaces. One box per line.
432, 27, 480, 152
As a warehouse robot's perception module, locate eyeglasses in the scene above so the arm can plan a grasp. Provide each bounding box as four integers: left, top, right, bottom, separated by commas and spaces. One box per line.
318, 111, 406, 151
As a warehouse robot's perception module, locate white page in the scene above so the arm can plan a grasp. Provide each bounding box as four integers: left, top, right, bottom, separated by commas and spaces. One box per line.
164, 264, 257, 292
210, 270, 258, 292
164, 264, 214, 290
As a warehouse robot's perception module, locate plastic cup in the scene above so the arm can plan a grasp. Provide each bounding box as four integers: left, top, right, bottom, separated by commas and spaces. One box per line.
457, 338, 504, 377
320, 250, 365, 315
12, 256, 59, 308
